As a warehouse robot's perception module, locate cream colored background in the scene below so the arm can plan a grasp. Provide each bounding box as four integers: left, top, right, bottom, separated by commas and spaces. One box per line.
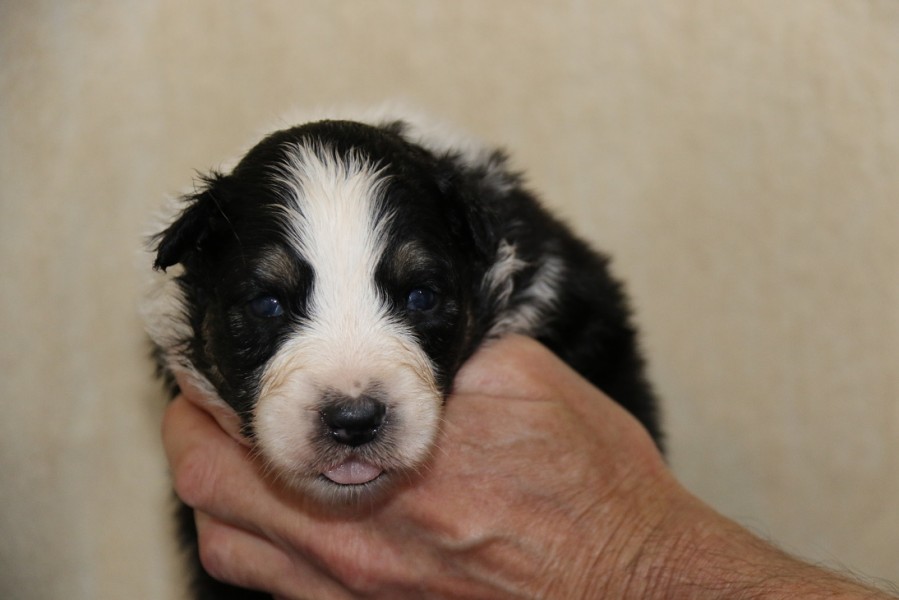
2, 2, 897, 598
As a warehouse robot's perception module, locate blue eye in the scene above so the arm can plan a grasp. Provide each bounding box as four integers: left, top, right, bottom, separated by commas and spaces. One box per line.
406, 287, 437, 312
248, 295, 284, 318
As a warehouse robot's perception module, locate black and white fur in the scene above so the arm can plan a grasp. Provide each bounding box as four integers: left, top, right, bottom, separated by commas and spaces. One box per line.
144, 111, 661, 599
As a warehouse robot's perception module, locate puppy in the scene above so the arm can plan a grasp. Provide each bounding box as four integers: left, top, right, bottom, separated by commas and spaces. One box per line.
144, 111, 661, 598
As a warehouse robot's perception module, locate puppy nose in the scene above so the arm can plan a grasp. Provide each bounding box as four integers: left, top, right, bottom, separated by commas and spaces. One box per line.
320, 396, 386, 447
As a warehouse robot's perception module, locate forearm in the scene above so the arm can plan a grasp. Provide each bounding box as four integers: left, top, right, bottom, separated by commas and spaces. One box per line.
632, 492, 894, 600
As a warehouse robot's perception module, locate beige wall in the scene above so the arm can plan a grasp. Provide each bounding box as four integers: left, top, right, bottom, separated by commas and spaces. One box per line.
1, 1, 897, 597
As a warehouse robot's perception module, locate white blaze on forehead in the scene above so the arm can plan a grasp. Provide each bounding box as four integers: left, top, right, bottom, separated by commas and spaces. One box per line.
274, 142, 391, 321
255, 142, 442, 489
272, 141, 410, 385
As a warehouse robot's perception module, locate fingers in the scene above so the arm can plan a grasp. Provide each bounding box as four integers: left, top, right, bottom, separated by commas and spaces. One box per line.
162, 395, 283, 536
195, 511, 354, 600
164, 398, 367, 596
164, 397, 367, 596
194, 511, 291, 592
163, 396, 389, 587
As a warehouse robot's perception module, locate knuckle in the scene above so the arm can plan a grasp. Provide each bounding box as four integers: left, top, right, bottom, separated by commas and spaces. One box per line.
332, 562, 378, 594
196, 523, 235, 582
323, 546, 382, 594
172, 448, 217, 509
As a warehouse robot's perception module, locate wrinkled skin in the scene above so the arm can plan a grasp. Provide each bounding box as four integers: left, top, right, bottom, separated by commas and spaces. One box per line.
164, 336, 893, 600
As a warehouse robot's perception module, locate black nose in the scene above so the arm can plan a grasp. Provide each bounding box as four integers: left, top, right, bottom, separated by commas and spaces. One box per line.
320, 396, 386, 447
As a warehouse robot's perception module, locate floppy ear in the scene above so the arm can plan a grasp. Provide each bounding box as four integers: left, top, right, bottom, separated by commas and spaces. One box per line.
436, 149, 520, 261
153, 173, 230, 271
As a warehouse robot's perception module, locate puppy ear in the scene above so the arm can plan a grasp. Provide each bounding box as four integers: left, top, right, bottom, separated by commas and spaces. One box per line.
437, 149, 520, 260
152, 173, 230, 271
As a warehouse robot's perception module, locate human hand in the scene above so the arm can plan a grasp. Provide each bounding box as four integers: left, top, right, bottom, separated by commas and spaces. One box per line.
163, 335, 894, 599
163, 335, 677, 598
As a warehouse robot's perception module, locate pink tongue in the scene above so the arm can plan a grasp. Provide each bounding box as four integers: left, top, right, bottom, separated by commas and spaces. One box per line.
324, 459, 383, 485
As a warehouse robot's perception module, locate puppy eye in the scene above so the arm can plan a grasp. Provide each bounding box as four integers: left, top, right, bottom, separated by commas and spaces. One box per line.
248, 295, 284, 318
406, 287, 437, 312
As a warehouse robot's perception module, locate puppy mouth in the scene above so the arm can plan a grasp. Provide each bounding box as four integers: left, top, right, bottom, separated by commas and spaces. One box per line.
322, 457, 385, 485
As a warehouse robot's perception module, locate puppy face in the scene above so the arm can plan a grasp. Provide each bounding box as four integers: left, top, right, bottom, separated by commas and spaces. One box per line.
149, 121, 491, 500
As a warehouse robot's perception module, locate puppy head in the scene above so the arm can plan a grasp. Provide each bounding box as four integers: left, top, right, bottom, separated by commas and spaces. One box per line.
148, 119, 503, 500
